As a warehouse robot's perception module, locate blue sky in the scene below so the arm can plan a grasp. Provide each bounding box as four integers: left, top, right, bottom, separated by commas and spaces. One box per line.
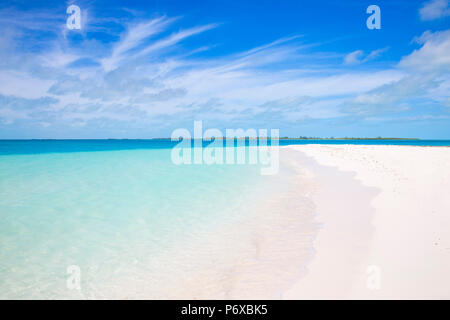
0, 0, 449, 139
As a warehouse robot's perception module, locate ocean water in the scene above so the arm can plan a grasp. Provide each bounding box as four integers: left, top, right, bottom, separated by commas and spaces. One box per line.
0, 141, 321, 299
0, 139, 449, 156
0, 139, 447, 299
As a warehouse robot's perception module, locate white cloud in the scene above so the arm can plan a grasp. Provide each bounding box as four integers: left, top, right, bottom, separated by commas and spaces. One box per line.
0, 8, 63, 32
101, 17, 177, 71
340, 75, 441, 116
340, 30, 450, 118
419, 0, 450, 21
344, 50, 364, 65
0, 95, 58, 124
365, 47, 389, 61
100, 17, 216, 72
0, 6, 448, 133
343, 48, 388, 65
399, 30, 450, 73
40, 48, 80, 68
445, 98, 450, 107
0, 71, 54, 99
135, 24, 218, 58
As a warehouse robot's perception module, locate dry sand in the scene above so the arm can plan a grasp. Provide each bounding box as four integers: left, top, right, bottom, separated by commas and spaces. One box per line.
282, 145, 450, 299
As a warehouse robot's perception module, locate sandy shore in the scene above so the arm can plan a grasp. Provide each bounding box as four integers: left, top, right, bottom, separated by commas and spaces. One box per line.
282, 145, 450, 299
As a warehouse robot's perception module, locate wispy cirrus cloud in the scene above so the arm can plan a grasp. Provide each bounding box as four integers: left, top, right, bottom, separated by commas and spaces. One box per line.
419, 0, 450, 21
133, 23, 218, 59
0, 7, 64, 31
0, 2, 449, 138
100, 16, 178, 71
99, 16, 217, 72
343, 47, 389, 65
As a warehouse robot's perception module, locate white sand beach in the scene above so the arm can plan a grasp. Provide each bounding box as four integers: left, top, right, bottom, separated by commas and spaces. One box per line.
156, 145, 450, 300
282, 145, 450, 299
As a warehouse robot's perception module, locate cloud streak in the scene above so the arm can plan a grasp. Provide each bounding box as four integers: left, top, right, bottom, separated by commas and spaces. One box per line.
0, 4, 449, 138
344, 48, 389, 65
419, 0, 450, 21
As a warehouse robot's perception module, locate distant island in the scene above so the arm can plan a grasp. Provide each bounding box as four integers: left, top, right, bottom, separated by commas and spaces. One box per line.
280, 137, 420, 140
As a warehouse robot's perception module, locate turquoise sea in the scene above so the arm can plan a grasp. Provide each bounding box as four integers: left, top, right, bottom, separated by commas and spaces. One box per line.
1, 139, 449, 155
0, 139, 448, 299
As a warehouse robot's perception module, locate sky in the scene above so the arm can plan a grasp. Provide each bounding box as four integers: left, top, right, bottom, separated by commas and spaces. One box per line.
0, 0, 449, 139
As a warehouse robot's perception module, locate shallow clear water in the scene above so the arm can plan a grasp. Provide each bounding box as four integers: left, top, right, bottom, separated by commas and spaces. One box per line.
1, 146, 278, 298
3, 139, 435, 298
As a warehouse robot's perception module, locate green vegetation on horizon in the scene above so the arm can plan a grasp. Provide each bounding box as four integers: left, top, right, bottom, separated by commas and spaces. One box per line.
164, 137, 421, 140
280, 137, 420, 140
